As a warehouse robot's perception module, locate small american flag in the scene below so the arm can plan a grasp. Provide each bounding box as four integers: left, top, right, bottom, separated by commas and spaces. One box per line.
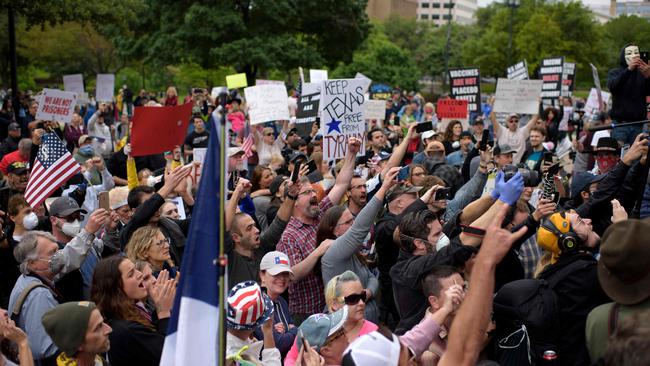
25, 133, 81, 208
241, 131, 255, 159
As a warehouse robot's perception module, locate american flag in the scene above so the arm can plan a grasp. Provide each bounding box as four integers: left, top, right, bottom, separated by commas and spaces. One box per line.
25, 133, 81, 208
241, 123, 254, 158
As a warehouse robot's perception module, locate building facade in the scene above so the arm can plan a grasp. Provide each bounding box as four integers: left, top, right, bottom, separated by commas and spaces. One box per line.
416, 0, 478, 26
616, 0, 650, 19
367, 0, 419, 21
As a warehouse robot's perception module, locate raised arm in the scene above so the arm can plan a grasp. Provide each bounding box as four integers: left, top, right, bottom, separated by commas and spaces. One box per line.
327, 137, 361, 204
489, 110, 500, 136
382, 123, 416, 178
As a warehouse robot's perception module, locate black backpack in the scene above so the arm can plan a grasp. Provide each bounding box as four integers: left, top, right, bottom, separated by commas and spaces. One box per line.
492, 259, 592, 365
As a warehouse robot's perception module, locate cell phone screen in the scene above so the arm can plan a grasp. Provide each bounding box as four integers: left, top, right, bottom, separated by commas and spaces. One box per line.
291, 162, 302, 183
479, 129, 489, 151
435, 187, 451, 201
397, 166, 409, 181
98, 191, 110, 211
641, 51, 649, 64
415, 121, 434, 133
306, 160, 318, 175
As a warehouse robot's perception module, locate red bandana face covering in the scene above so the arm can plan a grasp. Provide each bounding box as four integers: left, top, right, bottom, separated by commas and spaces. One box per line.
596, 155, 618, 174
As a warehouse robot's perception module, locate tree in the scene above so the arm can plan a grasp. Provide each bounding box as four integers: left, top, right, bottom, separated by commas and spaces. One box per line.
112, 0, 371, 82
333, 27, 420, 90
602, 15, 650, 70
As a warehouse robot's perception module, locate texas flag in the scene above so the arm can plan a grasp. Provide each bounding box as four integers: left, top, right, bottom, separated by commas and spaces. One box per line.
275, 257, 289, 265
130, 103, 193, 156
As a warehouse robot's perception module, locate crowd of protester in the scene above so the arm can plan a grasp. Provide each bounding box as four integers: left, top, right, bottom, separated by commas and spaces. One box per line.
0, 44, 649, 366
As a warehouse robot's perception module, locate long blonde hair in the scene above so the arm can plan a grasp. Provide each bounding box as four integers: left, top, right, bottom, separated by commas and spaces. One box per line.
325, 271, 360, 312
125, 225, 174, 269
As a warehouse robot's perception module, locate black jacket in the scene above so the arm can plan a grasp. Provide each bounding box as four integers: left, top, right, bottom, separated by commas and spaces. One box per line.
390, 236, 477, 335
607, 44, 650, 123
106, 317, 169, 366
538, 251, 610, 366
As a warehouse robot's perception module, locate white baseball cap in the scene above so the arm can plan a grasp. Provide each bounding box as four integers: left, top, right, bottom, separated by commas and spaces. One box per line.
260, 251, 293, 276
421, 130, 438, 141
342, 330, 402, 366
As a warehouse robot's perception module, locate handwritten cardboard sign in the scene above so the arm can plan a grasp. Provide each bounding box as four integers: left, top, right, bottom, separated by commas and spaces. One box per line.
35, 88, 77, 124
96, 74, 115, 102
320, 79, 367, 160
244, 84, 290, 125
63, 74, 84, 95
437, 99, 468, 119
363, 99, 386, 120
493, 78, 543, 115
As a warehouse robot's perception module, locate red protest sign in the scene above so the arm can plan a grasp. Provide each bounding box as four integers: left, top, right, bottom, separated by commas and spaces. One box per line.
437, 99, 468, 119
131, 103, 192, 156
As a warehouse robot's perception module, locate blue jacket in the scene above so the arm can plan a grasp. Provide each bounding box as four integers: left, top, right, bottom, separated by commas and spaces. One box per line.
254, 295, 297, 358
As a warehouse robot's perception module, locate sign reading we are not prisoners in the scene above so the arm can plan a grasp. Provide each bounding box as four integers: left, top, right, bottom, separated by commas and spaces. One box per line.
449, 68, 481, 114
35, 88, 77, 124
320, 79, 367, 160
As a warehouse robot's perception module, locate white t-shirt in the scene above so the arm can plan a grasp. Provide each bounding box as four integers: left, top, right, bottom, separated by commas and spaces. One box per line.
496, 124, 531, 163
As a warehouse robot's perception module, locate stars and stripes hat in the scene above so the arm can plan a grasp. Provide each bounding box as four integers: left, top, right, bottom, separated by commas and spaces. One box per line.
260, 251, 294, 277
226, 281, 274, 331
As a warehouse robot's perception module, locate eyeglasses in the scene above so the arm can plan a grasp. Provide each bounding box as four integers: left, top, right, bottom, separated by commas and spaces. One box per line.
154, 238, 170, 247
342, 291, 367, 305
336, 217, 355, 227
264, 133, 273, 136
349, 184, 366, 191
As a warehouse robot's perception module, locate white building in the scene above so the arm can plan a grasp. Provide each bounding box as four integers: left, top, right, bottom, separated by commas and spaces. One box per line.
616, 0, 650, 19
416, 0, 478, 26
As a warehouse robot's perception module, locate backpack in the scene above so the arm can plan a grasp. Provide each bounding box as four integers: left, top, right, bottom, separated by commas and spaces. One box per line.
492, 259, 592, 365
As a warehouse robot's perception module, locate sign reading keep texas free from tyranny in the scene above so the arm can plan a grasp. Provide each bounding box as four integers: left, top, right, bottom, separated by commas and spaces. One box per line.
320, 79, 367, 160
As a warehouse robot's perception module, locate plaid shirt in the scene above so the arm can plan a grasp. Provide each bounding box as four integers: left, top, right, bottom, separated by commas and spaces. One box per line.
518, 235, 543, 279
277, 196, 333, 315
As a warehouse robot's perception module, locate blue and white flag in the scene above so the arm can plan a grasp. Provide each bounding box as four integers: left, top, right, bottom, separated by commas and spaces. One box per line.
160, 120, 222, 366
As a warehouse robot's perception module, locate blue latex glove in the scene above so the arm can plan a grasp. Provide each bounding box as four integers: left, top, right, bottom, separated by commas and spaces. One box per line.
498, 171, 524, 206
491, 171, 504, 200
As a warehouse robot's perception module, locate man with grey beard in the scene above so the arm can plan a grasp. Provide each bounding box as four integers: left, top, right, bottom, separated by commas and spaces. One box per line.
277, 137, 360, 325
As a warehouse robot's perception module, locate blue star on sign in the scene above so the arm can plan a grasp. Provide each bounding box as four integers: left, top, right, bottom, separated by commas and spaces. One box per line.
326, 118, 342, 133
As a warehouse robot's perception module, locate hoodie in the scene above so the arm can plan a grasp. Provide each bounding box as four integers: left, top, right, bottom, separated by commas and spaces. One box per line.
606, 44, 650, 123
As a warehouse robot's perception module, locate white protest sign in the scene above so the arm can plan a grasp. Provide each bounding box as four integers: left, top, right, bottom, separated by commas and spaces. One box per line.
507, 60, 529, 80
585, 88, 611, 121
35, 88, 77, 124
255, 79, 285, 85
169, 196, 187, 220
355, 72, 372, 84
493, 78, 543, 115
302, 82, 321, 96
189, 148, 207, 186
320, 79, 367, 160
363, 99, 386, 120
310, 69, 328, 83
590, 63, 603, 112
63, 74, 84, 95
96, 74, 115, 102
211, 86, 227, 99
244, 84, 290, 125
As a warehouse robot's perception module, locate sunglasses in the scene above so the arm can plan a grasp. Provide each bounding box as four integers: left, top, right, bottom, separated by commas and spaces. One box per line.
342, 291, 367, 305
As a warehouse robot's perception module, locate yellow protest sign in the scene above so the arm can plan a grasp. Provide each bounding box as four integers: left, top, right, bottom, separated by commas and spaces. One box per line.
226, 73, 248, 89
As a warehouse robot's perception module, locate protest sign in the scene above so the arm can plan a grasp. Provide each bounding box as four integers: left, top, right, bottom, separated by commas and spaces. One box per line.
538, 57, 564, 105
244, 84, 290, 125
320, 79, 367, 160
310, 69, 328, 83
493, 78, 543, 115
210, 86, 227, 99
169, 196, 187, 220
226, 73, 248, 89
35, 88, 77, 124
363, 99, 386, 120
255, 79, 285, 85
189, 148, 207, 186
96, 74, 115, 102
585, 88, 611, 121
369, 83, 392, 100
561, 62, 576, 97
437, 99, 468, 119
301, 82, 321, 96
449, 68, 481, 113
63, 74, 84, 95
507, 60, 529, 80
355, 72, 372, 84
296, 93, 320, 124
590, 63, 604, 112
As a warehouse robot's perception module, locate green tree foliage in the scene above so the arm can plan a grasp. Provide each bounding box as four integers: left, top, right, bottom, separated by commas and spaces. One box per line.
602, 15, 650, 69
333, 27, 420, 90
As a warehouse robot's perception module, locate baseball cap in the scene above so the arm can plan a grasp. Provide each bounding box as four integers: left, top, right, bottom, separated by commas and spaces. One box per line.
386, 184, 421, 203
8, 122, 20, 131
269, 176, 287, 196
49, 196, 87, 217
42, 301, 97, 357
289, 152, 307, 164
342, 330, 402, 366
228, 146, 245, 157
78, 135, 92, 146
296, 306, 349, 352
570, 171, 604, 198
508, 113, 520, 120
377, 151, 391, 161
7, 161, 28, 175
109, 186, 130, 210
421, 130, 438, 141
599, 219, 650, 305
460, 131, 472, 139
472, 116, 485, 125
494, 144, 516, 155
260, 251, 293, 277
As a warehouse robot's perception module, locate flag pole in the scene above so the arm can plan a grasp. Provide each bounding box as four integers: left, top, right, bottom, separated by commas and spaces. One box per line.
218, 92, 229, 365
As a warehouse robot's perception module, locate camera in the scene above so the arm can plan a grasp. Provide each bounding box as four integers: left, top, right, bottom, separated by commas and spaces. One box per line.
502, 164, 539, 187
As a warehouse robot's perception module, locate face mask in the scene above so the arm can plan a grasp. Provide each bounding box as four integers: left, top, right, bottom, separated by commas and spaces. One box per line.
596, 155, 618, 173
79, 145, 94, 155
146, 176, 157, 187
436, 233, 450, 251
624, 45, 640, 66
61, 220, 81, 237
321, 178, 336, 191
22, 212, 39, 230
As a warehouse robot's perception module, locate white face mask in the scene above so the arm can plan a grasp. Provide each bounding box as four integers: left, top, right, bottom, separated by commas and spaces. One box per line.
625, 45, 640, 66
22, 212, 39, 230
321, 178, 336, 191
436, 233, 450, 251
61, 220, 81, 237
146, 176, 157, 187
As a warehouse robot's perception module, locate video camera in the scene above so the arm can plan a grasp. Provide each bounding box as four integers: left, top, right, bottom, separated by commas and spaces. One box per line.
502, 164, 540, 187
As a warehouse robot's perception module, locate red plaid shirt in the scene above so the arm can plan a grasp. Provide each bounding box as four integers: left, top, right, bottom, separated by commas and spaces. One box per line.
277, 196, 333, 315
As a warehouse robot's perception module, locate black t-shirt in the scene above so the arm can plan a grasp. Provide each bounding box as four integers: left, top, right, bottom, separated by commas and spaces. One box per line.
184, 130, 209, 149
